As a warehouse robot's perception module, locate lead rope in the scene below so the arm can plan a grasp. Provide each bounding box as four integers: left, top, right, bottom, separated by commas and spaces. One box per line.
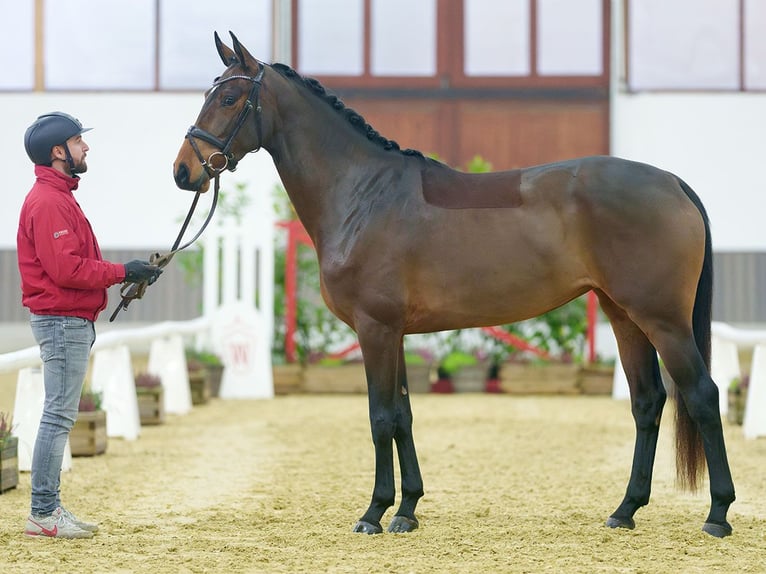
109, 173, 221, 322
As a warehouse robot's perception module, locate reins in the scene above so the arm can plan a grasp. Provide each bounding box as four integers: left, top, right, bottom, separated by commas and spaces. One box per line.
109, 63, 265, 322
108, 174, 221, 322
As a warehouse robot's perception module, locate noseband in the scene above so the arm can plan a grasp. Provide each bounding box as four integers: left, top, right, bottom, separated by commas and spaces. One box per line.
185, 64, 265, 175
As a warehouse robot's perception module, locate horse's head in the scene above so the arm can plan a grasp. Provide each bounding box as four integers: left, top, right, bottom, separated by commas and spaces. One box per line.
173, 32, 266, 192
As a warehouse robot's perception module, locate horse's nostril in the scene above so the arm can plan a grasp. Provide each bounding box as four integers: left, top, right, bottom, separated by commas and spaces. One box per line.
175, 163, 190, 187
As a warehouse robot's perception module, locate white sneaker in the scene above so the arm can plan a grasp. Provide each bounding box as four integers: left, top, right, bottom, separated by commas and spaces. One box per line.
60, 507, 99, 532
24, 507, 93, 539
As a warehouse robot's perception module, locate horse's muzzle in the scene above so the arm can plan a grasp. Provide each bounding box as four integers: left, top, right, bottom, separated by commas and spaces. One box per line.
173, 161, 210, 192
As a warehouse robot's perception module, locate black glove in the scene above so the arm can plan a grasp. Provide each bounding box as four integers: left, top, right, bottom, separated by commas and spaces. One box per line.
123, 260, 163, 285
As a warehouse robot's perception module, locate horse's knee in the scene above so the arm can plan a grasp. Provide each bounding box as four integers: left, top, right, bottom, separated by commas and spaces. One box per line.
370, 413, 396, 442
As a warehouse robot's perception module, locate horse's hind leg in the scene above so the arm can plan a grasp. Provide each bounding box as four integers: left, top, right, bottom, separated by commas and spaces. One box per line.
598, 294, 667, 530
649, 327, 735, 537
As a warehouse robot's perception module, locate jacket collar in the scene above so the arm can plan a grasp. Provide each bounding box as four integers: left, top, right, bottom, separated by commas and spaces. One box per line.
34, 164, 80, 192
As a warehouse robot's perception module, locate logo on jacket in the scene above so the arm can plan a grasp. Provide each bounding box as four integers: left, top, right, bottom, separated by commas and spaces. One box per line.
53, 229, 69, 239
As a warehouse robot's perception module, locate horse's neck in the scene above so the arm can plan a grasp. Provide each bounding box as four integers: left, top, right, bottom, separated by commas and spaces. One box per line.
267, 100, 392, 245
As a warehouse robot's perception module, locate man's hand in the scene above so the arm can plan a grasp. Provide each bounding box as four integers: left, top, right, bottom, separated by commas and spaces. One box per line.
123, 260, 163, 285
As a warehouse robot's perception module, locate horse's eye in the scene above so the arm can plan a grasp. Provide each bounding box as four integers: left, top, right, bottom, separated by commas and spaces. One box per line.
222, 95, 236, 107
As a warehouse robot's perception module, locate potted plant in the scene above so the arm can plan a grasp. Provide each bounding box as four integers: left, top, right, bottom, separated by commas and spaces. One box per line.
135, 372, 165, 425
302, 356, 368, 394
404, 349, 433, 394
577, 356, 616, 395
727, 375, 748, 425
0, 412, 18, 494
495, 299, 587, 394
429, 329, 485, 393
185, 352, 212, 405
186, 349, 224, 399
70, 389, 107, 456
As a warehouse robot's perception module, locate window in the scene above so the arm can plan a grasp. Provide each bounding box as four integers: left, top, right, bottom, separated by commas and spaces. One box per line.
0, 0, 35, 90
537, 0, 602, 76
3, 0, 272, 92
464, 0, 530, 76
294, 0, 608, 90
371, 0, 436, 76
627, 0, 762, 92
45, 0, 156, 90
295, 0, 437, 81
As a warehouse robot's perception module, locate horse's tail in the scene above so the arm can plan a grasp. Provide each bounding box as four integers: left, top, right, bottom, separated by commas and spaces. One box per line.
674, 176, 711, 491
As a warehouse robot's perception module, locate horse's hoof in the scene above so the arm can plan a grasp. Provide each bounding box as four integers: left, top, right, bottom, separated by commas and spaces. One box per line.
388, 515, 419, 533
353, 520, 383, 535
605, 515, 635, 530
702, 521, 732, 538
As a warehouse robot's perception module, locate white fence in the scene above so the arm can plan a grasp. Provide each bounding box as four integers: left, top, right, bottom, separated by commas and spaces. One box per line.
612, 321, 766, 440
0, 216, 275, 470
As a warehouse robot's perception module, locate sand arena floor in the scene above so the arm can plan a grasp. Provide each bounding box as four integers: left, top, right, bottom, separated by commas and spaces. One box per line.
0, 394, 764, 573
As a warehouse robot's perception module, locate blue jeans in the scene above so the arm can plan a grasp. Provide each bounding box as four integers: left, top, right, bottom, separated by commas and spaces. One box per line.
30, 314, 95, 516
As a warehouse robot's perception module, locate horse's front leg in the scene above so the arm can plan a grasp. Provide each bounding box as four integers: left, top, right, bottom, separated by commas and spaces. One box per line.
388, 340, 424, 533
352, 321, 421, 534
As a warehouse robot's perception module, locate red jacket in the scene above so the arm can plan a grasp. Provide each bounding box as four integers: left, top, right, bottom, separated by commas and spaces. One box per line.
17, 165, 126, 321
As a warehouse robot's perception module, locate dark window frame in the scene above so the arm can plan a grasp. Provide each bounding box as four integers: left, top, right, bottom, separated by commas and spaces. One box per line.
291, 0, 610, 91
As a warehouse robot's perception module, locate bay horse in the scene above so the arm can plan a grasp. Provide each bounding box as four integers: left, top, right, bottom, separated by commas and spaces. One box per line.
173, 32, 735, 537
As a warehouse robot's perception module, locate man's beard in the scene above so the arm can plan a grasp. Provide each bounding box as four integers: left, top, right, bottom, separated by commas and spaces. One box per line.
71, 159, 88, 174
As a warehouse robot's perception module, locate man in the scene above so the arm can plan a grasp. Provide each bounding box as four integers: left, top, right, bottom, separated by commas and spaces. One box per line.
17, 112, 162, 539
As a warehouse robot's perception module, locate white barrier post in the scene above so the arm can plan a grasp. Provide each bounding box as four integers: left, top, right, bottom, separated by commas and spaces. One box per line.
12, 367, 72, 472
743, 343, 766, 439
711, 335, 741, 417
90, 345, 141, 440
148, 334, 192, 415
612, 355, 630, 400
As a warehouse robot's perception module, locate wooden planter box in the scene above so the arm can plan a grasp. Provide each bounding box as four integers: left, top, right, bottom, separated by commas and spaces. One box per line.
136, 386, 165, 425
189, 370, 211, 405
406, 363, 432, 394
727, 389, 747, 425
273, 364, 305, 395
577, 365, 615, 395
1, 436, 19, 494
500, 363, 580, 394
452, 363, 489, 393
205, 364, 224, 398
70, 411, 107, 457
302, 363, 367, 394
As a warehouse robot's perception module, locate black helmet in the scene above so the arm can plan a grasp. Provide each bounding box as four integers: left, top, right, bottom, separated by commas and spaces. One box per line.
24, 112, 92, 165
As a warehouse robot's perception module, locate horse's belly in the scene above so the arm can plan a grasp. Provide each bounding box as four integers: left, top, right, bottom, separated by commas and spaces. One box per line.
403, 265, 590, 333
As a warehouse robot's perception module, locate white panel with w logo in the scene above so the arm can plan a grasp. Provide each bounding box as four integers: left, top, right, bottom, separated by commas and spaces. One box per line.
203, 173, 275, 399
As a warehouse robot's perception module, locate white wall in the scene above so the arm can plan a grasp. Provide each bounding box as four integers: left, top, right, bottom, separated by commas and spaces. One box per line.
610, 0, 766, 253
2, 93, 281, 250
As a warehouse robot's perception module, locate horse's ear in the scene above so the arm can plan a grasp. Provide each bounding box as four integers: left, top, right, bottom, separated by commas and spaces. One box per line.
214, 31, 238, 66
230, 31, 257, 70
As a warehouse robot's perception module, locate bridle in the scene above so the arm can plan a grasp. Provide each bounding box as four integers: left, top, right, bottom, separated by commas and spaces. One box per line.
185, 63, 266, 175
109, 64, 266, 322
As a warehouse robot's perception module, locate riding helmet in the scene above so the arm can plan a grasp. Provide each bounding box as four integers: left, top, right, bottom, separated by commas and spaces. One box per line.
24, 112, 92, 165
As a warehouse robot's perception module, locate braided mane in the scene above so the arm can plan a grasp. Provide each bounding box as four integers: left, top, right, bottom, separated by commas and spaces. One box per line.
271, 63, 425, 159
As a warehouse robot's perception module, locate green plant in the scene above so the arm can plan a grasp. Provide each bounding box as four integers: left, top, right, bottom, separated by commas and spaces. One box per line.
0, 412, 14, 445
186, 349, 222, 367
440, 350, 478, 376
729, 375, 749, 394
78, 389, 102, 412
